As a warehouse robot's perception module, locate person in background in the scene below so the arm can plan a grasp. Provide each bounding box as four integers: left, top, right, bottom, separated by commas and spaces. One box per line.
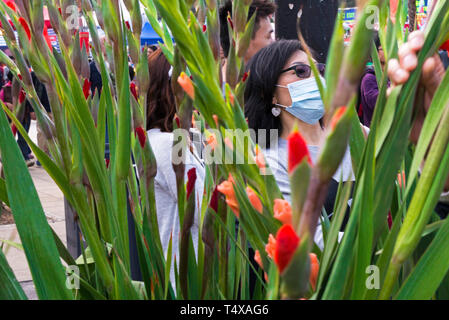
0, 71, 13, 114
245, 40, 355, 248
219, 0, 276, 71
16, 80, 35, 167
0, 61, 5, 89
32, 72, 52, 167
358, 32, 386, 127
146, 48, 205, 286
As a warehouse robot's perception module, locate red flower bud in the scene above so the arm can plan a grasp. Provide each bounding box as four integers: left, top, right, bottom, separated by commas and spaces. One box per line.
174, 114, 181, 128
6, 1, 16, 12
43, 25, 53, 52
19, 90, 26, 104
209, 186, 219, 212
125, 21, 131, 30
130, 82, 138, 101
330, 106, 347, 131
440, 40, 449, 52
11, 124, 17, 136
58, 7, 62, 16
18, 74, 23, 80
135, 126, 146, 148
274, 224, 300, 274
186, 168, 197, 199
18, 17, 31, 41
242, 72, 249, 82
288, 129, 311, 173
82, 79, 91, 99
105, 158, 110, 168
202, 25, 207, 32
227, 14, 234, 30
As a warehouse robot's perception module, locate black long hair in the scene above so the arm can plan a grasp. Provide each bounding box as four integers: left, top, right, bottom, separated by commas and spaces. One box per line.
244, 39, 304, 148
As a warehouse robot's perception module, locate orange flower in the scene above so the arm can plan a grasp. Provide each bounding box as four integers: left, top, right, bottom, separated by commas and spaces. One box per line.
254, 250, 263, 269
254, 146, 266, 172
273, 199, 292, 226
224, 137, 233, 150
246, 187, 263, 214
254, 250, 269, 281
390, 0, 399, 24
212, 114, 219, 127
330, 106, 347, 131
265, 234, 276, 260
309, 253, 319, 291
177, 72, 195, 99
397, 171, 406, 189
206, 133, 218, 151
217, 174, 239, 218
228, 91, 235, 105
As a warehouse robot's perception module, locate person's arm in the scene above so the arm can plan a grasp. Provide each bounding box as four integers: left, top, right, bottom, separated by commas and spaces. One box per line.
388, 31, 448, 191
361, 73, 379, 124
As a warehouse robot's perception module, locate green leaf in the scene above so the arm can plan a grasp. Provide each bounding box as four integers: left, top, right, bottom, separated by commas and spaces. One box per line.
0, 101, 73, 299
0, 248, 27, 300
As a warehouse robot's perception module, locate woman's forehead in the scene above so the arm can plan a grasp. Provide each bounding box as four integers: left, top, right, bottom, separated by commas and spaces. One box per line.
283, 50, 309, 68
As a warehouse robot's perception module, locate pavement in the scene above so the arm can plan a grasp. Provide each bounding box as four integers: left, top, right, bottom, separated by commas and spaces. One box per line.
0, 120, 66, 300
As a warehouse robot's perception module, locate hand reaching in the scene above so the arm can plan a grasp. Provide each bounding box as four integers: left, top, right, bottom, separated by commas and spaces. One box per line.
387, 30, 446, 143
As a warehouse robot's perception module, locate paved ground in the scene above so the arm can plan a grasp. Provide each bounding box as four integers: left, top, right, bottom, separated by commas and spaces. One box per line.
0, 121, 65, 300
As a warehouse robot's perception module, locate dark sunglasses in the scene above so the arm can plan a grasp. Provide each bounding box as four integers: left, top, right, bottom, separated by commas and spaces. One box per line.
280, 63, 326, 78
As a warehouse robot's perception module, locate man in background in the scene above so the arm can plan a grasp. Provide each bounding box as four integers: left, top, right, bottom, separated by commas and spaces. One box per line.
219, 0, 276, 68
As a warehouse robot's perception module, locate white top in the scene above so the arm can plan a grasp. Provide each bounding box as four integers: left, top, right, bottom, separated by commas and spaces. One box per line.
147, 128, 205, 286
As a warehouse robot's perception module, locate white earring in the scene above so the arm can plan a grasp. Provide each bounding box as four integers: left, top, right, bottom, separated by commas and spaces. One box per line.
271, 107, 281, 117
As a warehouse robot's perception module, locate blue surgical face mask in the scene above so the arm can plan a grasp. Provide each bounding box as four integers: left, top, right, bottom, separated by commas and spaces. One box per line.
275, 76, 325, 125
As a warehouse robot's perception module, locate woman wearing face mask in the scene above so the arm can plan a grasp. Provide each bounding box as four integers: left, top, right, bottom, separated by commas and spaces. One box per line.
245, 40, 354, 248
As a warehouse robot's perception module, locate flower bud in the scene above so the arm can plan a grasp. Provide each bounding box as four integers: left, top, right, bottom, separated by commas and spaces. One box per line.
274, 199, 293, 226
19, 17, 31, 41
82, 79, 91, 99
288, 128, 312, 173
186, 168, 197, 199
177, 72, 195, 99
274, 224, 300, 274
135, 126, 146, 149
246, 186, 263, 213
217, 174, 239, 218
